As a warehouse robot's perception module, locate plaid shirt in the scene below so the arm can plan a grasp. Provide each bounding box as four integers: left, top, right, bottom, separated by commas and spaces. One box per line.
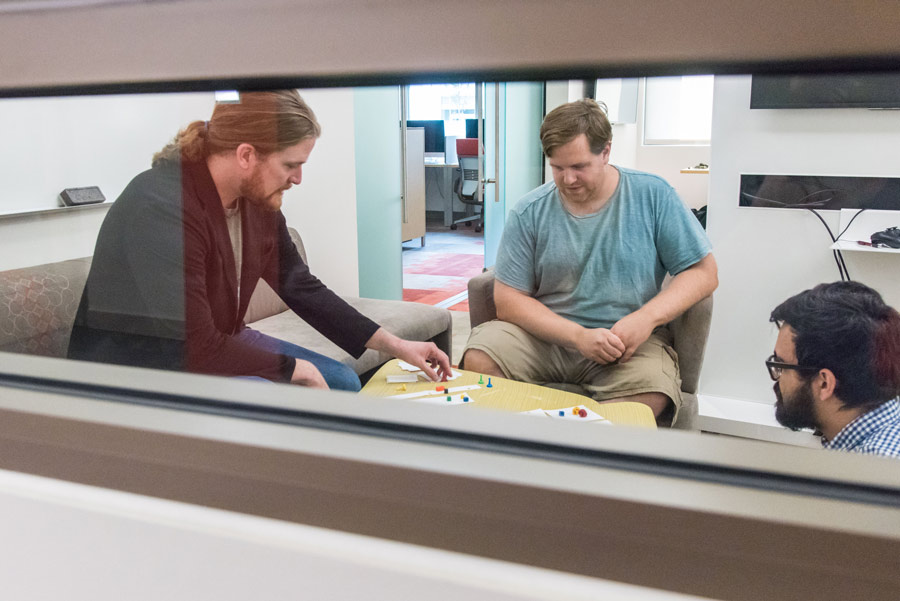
823, 399, 900, 458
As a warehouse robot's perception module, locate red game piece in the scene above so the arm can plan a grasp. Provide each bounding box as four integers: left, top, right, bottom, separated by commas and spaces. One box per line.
436, 385, 444, 392
578, 408, 587, 418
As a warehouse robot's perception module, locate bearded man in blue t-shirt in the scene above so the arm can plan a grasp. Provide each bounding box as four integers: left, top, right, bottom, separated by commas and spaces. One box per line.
462, 99, 718, 425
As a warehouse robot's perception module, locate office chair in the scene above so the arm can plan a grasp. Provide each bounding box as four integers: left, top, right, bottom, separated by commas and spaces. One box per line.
451, 138, 483, 233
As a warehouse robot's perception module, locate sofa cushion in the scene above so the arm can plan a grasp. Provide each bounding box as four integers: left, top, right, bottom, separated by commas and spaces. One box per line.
0, 257, 91, 357
248, 297, 452, 375
244, 279, 289, 325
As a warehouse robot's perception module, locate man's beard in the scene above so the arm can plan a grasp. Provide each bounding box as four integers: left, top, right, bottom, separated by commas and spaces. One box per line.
773, 381, 818, 431
240, 168, 286, 212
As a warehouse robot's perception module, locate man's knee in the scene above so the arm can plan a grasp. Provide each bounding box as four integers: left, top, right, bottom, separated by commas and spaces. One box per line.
460, 348, 504, 377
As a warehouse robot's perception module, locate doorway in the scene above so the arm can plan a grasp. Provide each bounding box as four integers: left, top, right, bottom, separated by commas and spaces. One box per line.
400, 83, 485, 346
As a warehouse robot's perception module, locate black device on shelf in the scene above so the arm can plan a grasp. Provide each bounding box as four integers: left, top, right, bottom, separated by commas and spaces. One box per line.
59, 186, 105, 206
871, 226, 900, 249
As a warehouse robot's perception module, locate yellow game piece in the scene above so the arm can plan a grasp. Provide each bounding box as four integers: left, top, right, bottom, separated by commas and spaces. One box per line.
396, 384, 407, 392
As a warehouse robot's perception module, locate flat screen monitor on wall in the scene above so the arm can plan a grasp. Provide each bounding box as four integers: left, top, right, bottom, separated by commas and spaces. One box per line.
406, 119, 445, 153
750, 72, 900, 109
739, 174, 900, 211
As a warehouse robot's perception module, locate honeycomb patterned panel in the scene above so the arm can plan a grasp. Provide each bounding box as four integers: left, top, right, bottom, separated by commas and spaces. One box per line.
0, 267, 83, 357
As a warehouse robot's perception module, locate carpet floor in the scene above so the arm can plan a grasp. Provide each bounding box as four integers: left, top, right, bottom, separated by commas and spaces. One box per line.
402, 225, 484, 312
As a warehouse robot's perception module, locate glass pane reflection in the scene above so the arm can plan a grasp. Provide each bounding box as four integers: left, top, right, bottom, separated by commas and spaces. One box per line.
1, 74, 899, 484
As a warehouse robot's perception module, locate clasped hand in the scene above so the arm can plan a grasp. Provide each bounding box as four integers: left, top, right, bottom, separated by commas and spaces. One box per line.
576, 312, 655, 365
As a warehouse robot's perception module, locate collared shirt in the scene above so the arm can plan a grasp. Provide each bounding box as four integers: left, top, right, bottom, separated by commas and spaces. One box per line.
822, 399, 900, 458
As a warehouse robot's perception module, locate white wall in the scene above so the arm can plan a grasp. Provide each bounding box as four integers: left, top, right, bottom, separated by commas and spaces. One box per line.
609, 123, 638, 170
0, 93, 214, 270
542, 80, 709, 210
0, 89, 361, 296
702, 75, 900, 405
633, 144, 710, 210
0, 93, 215, 215
632, 79, 710, 210
281, 88, 360, 296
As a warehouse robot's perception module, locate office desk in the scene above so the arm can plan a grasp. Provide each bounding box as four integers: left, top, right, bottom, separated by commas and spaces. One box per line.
360, 359, 657, 428
424, 158, 458, 226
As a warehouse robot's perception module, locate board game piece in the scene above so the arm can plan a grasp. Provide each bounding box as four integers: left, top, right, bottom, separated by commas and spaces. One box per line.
386, 374, 417, 383
386, 384, 478, 400
519, 405, 612, 425
410, 393, 476, 406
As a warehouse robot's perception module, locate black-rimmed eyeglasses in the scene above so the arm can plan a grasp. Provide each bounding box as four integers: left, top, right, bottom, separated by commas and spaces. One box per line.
765, 354, 820, 381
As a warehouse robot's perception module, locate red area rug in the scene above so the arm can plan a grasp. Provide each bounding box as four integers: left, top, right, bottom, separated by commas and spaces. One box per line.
402, 228, 484, 311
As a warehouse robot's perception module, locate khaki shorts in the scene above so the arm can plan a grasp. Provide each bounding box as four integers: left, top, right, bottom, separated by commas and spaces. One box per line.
463, 320, 683, 420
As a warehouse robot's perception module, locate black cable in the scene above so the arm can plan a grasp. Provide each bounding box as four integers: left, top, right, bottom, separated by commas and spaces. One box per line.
740, 188, 839, 208
806, 208, 850, 281
834, 208, 867, 282
837, 208, 867, 240
741, 189, 863, 282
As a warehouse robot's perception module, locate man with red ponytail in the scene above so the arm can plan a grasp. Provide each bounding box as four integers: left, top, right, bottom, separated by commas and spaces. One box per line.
68, 90, 450, 389
767, 281, 900, 458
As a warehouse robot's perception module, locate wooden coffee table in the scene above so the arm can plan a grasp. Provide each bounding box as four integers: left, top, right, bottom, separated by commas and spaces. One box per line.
360, 359, 656, 428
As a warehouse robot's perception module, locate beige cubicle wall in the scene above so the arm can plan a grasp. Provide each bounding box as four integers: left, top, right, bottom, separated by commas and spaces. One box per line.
402, 127, 426, 243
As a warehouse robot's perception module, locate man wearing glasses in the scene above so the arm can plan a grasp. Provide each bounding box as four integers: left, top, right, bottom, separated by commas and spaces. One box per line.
767, 281, 900, 458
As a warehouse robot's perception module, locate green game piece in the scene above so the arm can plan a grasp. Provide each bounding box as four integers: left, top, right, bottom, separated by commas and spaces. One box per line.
446, 395, 452, 402
478, 375, 484, 385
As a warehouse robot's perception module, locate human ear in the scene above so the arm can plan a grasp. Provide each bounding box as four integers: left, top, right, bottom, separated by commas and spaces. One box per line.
813, 369, 838, 401
235, 143, 256, 169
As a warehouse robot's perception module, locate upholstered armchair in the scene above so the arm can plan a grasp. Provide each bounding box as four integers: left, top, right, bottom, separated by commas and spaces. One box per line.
465, 269, 713, 430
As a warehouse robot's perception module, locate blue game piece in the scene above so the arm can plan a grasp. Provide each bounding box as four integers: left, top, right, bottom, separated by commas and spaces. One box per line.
463, 396, 469, 402
558, 410, 564, 416
486, 377, 493, 388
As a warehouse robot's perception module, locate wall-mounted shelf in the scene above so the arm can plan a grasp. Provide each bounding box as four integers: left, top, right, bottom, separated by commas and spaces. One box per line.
830, 240, 900, 254
0, 202, 110, 221
831, 209, 900, 254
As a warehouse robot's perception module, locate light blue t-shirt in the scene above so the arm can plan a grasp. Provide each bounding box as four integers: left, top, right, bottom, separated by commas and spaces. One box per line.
495, 166, 711, 329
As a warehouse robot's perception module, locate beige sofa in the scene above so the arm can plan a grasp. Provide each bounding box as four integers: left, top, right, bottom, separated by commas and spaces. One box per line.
0, 228, 451, 381
466, 268, 712, 430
